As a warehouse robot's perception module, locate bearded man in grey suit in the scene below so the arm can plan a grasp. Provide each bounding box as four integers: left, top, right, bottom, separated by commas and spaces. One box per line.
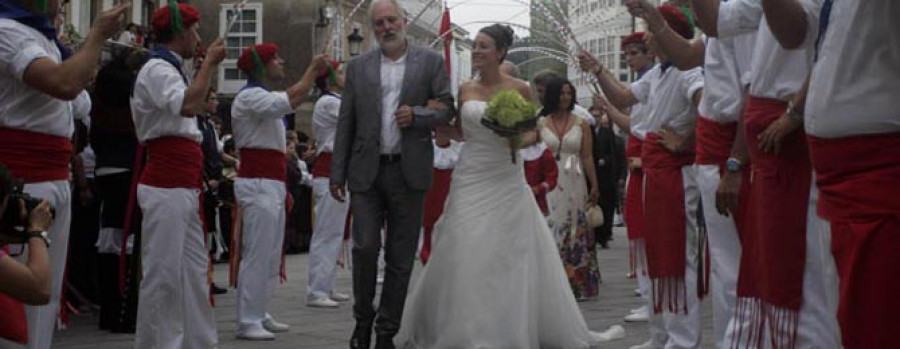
329, 0, 454, 348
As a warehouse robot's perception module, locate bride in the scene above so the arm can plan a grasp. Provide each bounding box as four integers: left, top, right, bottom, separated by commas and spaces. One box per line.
394, 24, 625, 348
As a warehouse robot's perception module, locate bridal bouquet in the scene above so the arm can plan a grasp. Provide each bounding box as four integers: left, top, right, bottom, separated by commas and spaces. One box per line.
481, 90, 539, 163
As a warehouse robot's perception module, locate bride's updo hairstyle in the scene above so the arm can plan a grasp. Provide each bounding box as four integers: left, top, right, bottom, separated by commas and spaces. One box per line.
478, 24, 514, 63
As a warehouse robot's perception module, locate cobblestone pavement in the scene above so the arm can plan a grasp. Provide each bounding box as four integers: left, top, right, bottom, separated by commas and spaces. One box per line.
53, 228, 714, 348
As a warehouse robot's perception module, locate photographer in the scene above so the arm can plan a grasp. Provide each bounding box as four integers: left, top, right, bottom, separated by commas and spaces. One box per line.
0, 163, 53, 305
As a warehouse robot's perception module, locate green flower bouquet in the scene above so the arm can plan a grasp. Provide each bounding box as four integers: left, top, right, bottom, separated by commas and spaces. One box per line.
481, 90, 540, 163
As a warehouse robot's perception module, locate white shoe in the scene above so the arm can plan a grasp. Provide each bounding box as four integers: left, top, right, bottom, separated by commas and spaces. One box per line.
262, 318, 290, 333
629, 305, 647, 314
634, 288, 642, 297
307, 297, 340, 308
595, 325, 626, 341
236, 326, 275, 341
331, 292, 351, 302
624, 306, 650, 322
376, 275, 384, 284
629, 339, 660, 349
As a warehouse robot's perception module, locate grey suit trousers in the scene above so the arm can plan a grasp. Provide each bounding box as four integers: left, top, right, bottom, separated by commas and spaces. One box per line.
350, 159, 425, 336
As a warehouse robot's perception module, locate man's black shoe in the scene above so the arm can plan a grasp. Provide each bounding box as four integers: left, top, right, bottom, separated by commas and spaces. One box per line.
210, 283, 228, 295
374, 334, 395, 349
350, 322, 373, 349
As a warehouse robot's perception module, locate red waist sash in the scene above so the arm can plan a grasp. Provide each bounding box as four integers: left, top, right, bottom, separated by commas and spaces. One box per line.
642, 132, 695, 313
238, 148, 287, 182
694, 117, 737, 166
311, 152, 332, 178
624, 136, 644, 240
0, 127, 73, 183
139, 137, 203, 189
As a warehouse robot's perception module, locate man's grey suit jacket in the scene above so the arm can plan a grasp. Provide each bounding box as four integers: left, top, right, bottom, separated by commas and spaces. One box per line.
331, 44, 455, 192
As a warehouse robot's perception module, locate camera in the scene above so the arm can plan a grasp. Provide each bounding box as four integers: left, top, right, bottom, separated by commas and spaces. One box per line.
0, 178, 53, 245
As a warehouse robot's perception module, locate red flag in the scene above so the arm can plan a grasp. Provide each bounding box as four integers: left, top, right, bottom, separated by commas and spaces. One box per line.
439, 2, 453, 79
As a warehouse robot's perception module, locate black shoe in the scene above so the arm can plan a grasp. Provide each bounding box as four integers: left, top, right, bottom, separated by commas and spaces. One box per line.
374, 335, 395, 349
350, 322, 373, 349
210, 283, 228, 295
600, 241, 610, 249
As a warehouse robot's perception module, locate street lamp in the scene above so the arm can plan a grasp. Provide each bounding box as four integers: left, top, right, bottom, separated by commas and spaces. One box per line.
316, 1, 335, 28
347, 27, 364, 57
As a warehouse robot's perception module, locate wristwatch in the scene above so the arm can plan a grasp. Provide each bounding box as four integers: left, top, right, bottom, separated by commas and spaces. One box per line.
26, 231, 50, 247
786, 100, 804, 123
725, 157, 743, 173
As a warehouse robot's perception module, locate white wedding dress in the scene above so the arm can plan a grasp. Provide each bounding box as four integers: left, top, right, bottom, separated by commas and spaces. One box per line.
395, 101, 625, 348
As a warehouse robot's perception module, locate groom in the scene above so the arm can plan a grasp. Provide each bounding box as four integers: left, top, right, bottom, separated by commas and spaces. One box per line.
329, 0, 454, 348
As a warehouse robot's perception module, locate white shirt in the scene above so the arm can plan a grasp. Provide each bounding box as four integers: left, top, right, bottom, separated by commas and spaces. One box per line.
627, 66, 657, 140
520, 142, 547, 162
312, 93, 341, 154
72, 90, 92, 130
380, 53, 406, 154
630, 65, 705, 136
81, 145, 96, 179
718, 0, 820, 100
806, 0, 900, 138
698, 32, 757, 123
0, 19, 73, 138
433, 139, 463, 170
130, 51, 202, 143
231, 86, 292, 153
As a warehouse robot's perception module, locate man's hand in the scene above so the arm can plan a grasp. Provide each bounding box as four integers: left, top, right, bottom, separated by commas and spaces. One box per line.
577, 51, 603, 75
26, 200, 53, 233
309, 54, 330, 73
329, 184, 346, 202
395, 105, 415, 128
589, 187, 600, 204
626, 0, 667, 32
716, 170, 742, 217
657, 128, 689, 153
426, 99, 447, 111
592, 95, 610, 114
79, 187, 94, 207
204, 38, 227, 66
758, 114, 802, 155
207, 179, 220, 191
86, 2, 131, 44
628, 157, 642, 171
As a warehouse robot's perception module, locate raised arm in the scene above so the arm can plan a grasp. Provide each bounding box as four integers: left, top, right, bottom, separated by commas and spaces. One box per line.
287, 55, 329, 108
761, 0, 811, 49
577, 52, 638, 109
593, 95, 632, 133
20, 3, 128, 100
691, 0, 722, 36
627, 0, 705, 69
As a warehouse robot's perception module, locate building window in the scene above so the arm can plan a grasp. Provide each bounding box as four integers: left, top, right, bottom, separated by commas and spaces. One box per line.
219, 3, 263, 94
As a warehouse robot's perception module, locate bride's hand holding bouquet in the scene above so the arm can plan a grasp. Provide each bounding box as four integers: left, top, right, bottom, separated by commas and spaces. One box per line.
481, 90, 540, 163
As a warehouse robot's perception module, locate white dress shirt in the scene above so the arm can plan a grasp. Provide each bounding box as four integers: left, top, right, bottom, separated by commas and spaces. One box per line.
130, 50, 202, 144
433, 140, 463, 170
231, 86, 292, 153
630, 65, 705, 136
0, 19, 73, 138
380, 52, 406, 154
312, 93, 341, 154
627, 66, 657, 141
806, 0, 900, 138
572, 104, 596, 127
698, 32, 757, 123
718, 0, 820, 100
72, 90, 92, 129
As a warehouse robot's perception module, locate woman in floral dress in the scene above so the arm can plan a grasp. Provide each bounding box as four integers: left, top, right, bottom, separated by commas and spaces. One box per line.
539, 78, 602, 300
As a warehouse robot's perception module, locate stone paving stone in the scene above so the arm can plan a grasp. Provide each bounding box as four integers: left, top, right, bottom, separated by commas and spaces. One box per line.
54, 228, 714, 348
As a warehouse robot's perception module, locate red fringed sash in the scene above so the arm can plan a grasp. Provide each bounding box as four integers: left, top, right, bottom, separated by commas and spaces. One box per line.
624, 136, 645, 277
0, 128, 72, 183
238, 148, 286, 182
420, 168, 453, 264
733, 96, 811, 349
642, 132, 695, 314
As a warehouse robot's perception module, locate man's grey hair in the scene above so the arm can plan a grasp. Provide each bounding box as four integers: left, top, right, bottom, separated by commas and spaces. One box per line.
500, 61, 521, 79
368, 0, 408, 27
531, 69, 561, 87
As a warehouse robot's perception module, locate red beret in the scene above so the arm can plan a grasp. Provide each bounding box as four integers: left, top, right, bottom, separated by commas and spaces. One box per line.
151, 3, 200, 34
621, 32, 647, 50
658, 5, 694, 40
237, 43, 279, 75
316, 61, 341, 80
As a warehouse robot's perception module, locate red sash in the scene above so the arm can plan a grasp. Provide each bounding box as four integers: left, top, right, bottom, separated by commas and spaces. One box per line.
733, 96, 810, 349
238, 148, 287, 182
694, 117, 737, 166
139, 137, 203, 189
420, 168, 453, 264
311, 152, 332, 178
0, 128, 73, 183
624, 136, 645, 277
642, 132, 695, 314
808, 132, 900, 349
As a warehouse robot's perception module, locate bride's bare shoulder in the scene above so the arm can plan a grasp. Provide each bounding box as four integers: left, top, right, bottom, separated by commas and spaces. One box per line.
504, 77, 533, 101
459, 80, 485, 103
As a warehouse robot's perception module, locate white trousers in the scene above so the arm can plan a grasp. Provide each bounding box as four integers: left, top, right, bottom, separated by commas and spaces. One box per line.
635, 238, 669, 348
696, 165, 746, 349
234, 178, 285, 330
307, 178, 349, 301
725, 182, 841, 348
134, 184, 217, 349
647, 166, 703, 349
0, 181, 72, 349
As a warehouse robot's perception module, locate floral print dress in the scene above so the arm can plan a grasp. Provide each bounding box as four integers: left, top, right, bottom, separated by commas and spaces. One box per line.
539, 116, 601, 299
